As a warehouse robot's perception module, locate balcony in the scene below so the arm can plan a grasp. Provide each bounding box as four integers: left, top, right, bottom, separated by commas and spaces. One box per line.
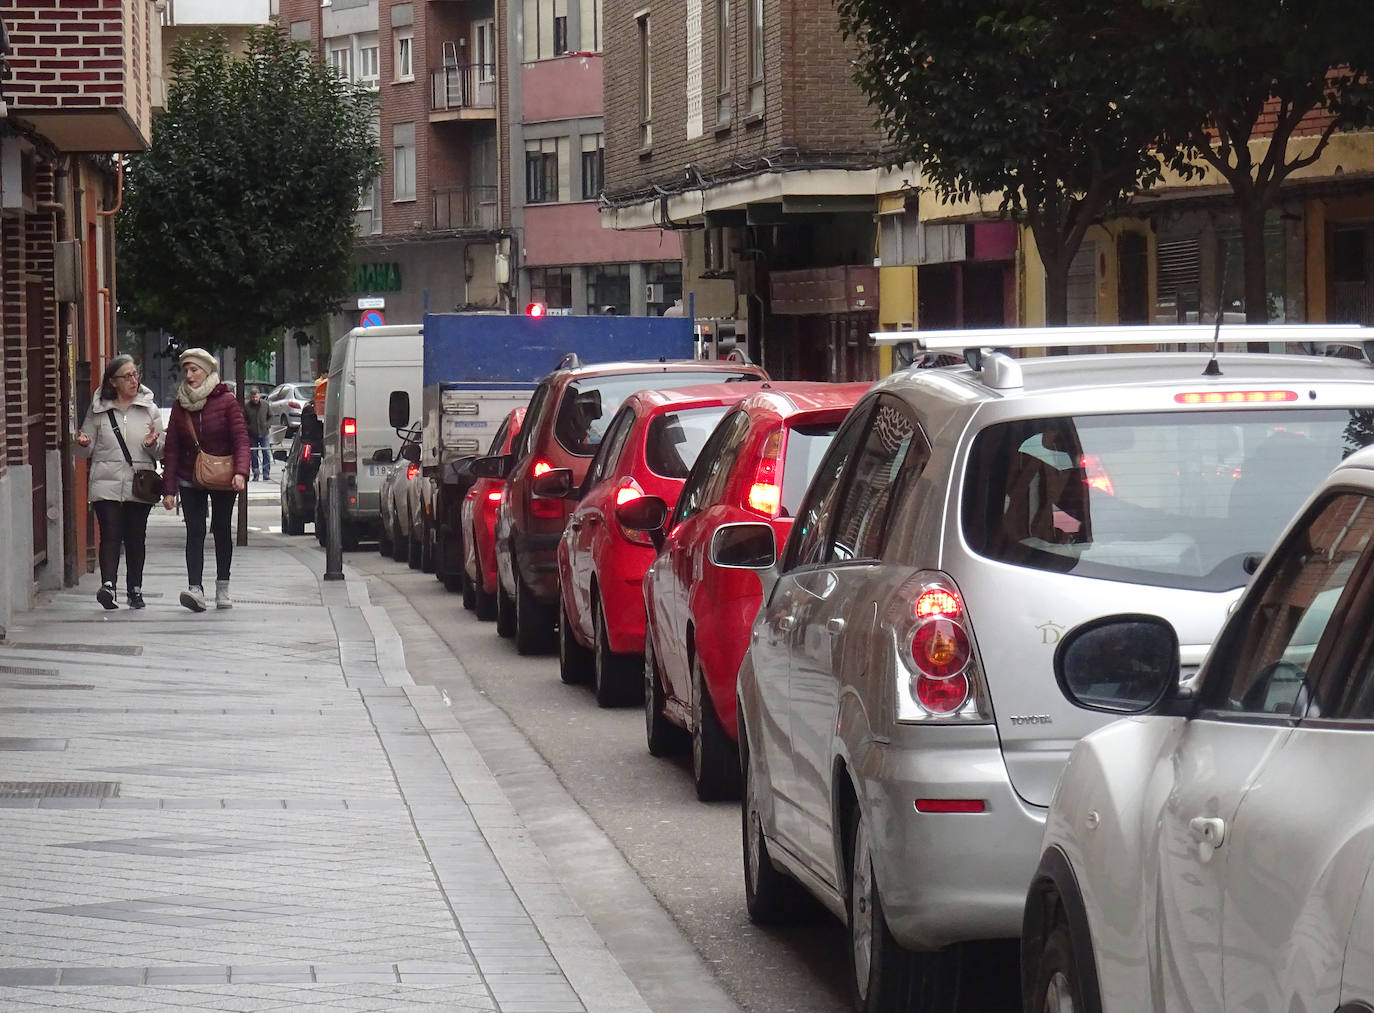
430, 64, 497, 120
433, 185, 499, 231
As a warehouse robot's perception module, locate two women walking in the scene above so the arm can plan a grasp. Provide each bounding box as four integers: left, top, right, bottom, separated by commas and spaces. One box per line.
78, 348, 251, 613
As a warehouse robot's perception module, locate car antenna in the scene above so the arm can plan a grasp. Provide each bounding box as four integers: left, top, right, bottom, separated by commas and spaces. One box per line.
1203, 252, 1230, 377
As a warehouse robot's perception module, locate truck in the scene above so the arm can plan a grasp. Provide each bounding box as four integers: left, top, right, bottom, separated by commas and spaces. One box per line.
402, 311, 695, 593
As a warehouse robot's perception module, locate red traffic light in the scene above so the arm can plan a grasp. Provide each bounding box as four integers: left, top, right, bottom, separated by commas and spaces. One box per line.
525, 302, 547, 317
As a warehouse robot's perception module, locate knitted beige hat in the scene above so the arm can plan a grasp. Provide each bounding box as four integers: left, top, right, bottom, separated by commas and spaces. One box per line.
178, 347, 218, 376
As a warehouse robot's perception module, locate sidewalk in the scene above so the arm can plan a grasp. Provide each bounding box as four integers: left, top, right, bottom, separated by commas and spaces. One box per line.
0, 510, 653, 1011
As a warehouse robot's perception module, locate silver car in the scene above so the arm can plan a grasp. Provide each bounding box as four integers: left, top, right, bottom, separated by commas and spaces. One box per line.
267, 382, 313, 435
730, 324, 1374, 1009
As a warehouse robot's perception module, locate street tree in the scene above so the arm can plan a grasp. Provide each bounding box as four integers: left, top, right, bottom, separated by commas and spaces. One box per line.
836, 0, 1174, 324
118, 24, 380, 542
1154, 0, 1374, 324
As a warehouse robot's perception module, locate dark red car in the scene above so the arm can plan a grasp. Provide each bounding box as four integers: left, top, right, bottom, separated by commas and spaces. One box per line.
638, 382, 870, 799
551, 385, 756, 706
461, 407, 524, 619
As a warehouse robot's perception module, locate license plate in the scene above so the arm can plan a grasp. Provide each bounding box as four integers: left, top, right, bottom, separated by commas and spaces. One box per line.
367, 464, 395, 477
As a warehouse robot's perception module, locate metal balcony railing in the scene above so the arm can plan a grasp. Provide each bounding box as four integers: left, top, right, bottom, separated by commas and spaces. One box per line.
433, 185, 500, 230
431, 64, 497, 112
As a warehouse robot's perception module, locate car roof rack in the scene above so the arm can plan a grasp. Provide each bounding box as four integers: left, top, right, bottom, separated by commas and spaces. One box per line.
556, 352, 583, 371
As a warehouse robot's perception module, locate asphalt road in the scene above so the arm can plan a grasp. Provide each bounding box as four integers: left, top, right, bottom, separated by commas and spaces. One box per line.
248, 498, 1019, 1012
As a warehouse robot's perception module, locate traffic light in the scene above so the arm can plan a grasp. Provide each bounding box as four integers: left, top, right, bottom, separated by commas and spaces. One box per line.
525, 301, 546, 318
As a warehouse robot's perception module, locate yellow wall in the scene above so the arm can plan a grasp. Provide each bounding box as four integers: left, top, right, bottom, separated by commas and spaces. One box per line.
877, 266, 918, 374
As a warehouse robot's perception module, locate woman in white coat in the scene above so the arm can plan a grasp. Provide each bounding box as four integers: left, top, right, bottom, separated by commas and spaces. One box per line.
74, 355, 165, 610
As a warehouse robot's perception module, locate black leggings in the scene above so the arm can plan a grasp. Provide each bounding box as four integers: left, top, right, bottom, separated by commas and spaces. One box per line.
180, 487, 238, 586
92, 499, 154, 589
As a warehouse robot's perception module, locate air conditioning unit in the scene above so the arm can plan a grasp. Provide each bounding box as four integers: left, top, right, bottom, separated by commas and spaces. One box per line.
645, 283, 665, 303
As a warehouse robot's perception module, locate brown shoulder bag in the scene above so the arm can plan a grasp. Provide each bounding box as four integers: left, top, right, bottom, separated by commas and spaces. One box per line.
182, 410, 236, 491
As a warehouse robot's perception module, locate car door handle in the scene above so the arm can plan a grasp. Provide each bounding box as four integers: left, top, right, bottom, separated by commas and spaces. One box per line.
826, 617, 846, 635
1188, 816, 1226, 847
777, 615, 797, 631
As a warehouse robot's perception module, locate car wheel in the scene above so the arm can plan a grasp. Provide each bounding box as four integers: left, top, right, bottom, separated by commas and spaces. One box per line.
460, 568, 476, 608
593, 593, 639, 707
514, 572, 556, 656
420, 515, 436, 574
283, 500, 305, 537
559, 595, 594, 685
474, 571, 498, 621
848, 805, 924, 1012
645, 631, 687, 756
495, 573, 516, 638
378, 514, 393, 556
692, 655, 741, 801
281, 500, 289, 535
340, 519, 360, 552
1029, 917, 1086, 1013
741, 725, 806, 924
408, 525, 422, 569
314, 499, 326, 546
392, 520, 409, 562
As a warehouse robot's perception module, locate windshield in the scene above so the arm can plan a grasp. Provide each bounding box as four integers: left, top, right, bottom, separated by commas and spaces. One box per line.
645, 405, 732, 478
962, 408, 1374, 592
554, 371, 758, 456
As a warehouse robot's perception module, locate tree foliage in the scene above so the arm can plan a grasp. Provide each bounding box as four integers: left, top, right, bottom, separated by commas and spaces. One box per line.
117, 25, 380, 354
836, 0, 1174, 324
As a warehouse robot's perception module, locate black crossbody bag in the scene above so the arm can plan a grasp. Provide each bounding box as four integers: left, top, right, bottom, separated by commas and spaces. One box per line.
107, 410, 161, 503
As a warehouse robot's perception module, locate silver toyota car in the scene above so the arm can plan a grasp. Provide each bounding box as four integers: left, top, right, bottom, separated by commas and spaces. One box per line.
727, 324, 1374, 1011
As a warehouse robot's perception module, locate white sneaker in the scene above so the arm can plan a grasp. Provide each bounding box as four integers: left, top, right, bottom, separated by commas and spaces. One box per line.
180, 586, 207, 613
215, 580, 232, 610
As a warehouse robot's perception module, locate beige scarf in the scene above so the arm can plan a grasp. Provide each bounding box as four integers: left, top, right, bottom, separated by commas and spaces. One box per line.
176, 371, 221, 413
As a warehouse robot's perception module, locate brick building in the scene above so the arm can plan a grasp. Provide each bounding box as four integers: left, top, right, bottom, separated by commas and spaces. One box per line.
599, 0, 908, 379
0, 1, 157, 633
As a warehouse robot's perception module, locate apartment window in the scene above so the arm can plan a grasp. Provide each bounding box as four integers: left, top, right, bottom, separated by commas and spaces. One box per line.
579, 0, 602, 51
581, 134, 604, 200
529, 267, 573, 311
525, 138, 560, 204
554, 15, 569, 54
524, 0, 570, 61
715, 0, 731, 125
356, 174, 382, 235
393, 123, 416, 202
747, 0, 762, 114
587, 263, 631, 315
328, 45, 353, 80
638, 13, 652, 148
395, 29, 414, 81
358, 41, 380, 87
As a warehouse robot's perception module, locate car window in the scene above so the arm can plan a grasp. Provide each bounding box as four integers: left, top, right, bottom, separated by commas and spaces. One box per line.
783, 401, 873, 571
584, 406, 638, 489
1201, 492, 1374, 717
827, 399, 924, 562
514, 381, 553, 460
780, 421, 842, 518
486, 415, 513, 456
672, 409, 751, 527
646, 405, 733, 479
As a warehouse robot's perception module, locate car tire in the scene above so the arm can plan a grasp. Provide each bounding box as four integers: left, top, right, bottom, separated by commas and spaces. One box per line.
378, 514, 393, 557
459, 569, 476, 608
314, 500, 326, 546
559, 596, 594, 685
848, 805, 929, 1013
282, 501, 305, 537
474, 573, 498, 621
340, 519, 360, 552
692, 655, 741, 801
645, 632, 687, 756
741, 725, 806, 924
515, 572, 556, 656
392, 522, 409, 562
495, 575, 516, 639
1028, 917, 1087, 1013
421, 515, 436, 574
408, 526, 422, 569
592, 593, 640, 707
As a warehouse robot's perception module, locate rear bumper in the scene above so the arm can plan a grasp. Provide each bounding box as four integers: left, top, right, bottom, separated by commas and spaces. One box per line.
515, 532, 561, 601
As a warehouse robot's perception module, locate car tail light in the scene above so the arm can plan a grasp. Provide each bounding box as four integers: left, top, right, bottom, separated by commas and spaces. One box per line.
487, 489, 502, 502
341, 417, 357, 473
1080, 453, 1113, 496
302, 445, 311, 460
1174, 389, 1297, 405
888, 574, 989, 723
615, 477, 653, 546
296, 483, 306, 492
532, 458, 554, 477
287, 400, 302, 409
406, 463, 419, 481
745, 428, 784, 517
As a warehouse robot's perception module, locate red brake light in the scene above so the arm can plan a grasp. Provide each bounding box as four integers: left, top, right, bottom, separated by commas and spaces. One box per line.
532, 459, 553, 477
342, 418, 357, 436
616, 484, 643, 506
915, 588, 961, 619
1174, 389, 1297, 405
406, 463, 419, 481
341, 417, 357, 472
745, 428, 784, 517
487, 489, 503, 502
288, 400, 302, 408
302, 445, 311, 460
614, 478, 652, 545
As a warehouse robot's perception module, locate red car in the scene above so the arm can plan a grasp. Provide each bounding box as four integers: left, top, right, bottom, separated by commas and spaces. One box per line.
637, 382, 870, 799
549, 385, 756, 706
462, 407, 525, 620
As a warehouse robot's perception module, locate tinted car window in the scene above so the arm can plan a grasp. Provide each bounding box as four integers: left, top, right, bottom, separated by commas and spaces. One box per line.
515, 381, 553, 459
962, 408, 1374, 592
673, 410, 751, 526
553, 371, 758, 456
1202, 493, 1374, 716
645, 405, 732, 479
784, 402, 873, 571
828, 401, 923, 562
780, 422, 841, 518
584, 406, 638, 488
486, 415, 513, 456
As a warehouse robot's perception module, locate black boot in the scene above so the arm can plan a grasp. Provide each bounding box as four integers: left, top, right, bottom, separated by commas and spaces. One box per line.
97, 581, 118, 610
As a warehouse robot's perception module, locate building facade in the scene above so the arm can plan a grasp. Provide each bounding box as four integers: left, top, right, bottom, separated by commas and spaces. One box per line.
0, 1, 157, 632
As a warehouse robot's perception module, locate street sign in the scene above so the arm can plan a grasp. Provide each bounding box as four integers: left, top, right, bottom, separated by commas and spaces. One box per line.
357, 297, 386, 310
359, 309, 386, 327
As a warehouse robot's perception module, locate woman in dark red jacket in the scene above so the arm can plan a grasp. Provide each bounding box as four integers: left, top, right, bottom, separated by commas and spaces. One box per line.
161, 347, 251, 612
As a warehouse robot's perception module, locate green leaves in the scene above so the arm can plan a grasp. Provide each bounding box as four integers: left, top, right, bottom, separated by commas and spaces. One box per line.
117, 26, 381, 357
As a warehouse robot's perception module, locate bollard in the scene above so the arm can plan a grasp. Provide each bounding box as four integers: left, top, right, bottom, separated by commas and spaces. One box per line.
324, 476, 345, 581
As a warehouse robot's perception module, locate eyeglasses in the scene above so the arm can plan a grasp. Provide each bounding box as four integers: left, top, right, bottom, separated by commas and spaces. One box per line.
115, 372, 139, 381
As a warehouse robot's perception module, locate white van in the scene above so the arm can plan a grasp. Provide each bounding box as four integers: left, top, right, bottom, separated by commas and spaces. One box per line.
316, 324, 423, 548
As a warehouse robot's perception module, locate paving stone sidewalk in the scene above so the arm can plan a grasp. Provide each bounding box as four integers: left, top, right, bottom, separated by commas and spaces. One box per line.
0, 511, 652, 1012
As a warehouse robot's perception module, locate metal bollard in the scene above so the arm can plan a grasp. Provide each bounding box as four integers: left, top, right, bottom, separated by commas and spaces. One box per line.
324, 476, 345, 581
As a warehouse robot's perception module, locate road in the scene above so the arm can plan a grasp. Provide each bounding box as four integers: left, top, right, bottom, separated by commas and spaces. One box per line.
246, 496, 1019, 1012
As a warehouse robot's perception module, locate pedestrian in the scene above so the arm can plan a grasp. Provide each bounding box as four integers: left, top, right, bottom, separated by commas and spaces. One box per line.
74, 355, 164, 610
161, 348, 251, 612
243, 387, 272, 481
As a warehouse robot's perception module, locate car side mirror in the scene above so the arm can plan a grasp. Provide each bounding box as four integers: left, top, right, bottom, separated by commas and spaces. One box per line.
400, 443, 422, 464
273, 449, 289, 462
371, 447, 394, 464
472, 454, 513, 480
388, 390, 410, 429
1054, 614, 1180, 714
531, 467, 576, 499
616, 495, 668, 551
709, 522, 776, 569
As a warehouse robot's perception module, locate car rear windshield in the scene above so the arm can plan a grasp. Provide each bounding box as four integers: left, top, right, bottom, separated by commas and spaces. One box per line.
645, 406, 733, 478
962, 408, 1374, 592
554, 371, 758, 456
780, 422, 842, 517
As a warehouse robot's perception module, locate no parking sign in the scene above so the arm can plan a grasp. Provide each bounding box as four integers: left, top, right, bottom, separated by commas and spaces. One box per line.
360, 309, 386, 327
